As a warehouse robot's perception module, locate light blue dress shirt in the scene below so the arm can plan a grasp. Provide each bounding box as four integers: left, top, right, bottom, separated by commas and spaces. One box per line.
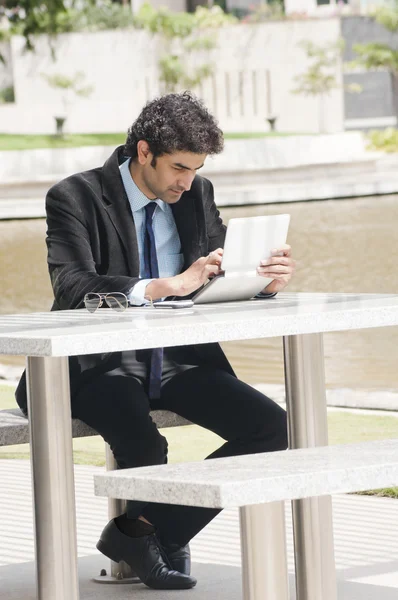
119, 158, 184, 305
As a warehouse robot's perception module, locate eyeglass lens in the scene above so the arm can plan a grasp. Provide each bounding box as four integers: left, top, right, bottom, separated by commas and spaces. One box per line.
104, 293, 128, 312
84, 293, 102, 313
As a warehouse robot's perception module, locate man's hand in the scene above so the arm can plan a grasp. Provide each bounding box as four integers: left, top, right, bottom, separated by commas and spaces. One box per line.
172, 248, 224, 297
256, 244, 296, 294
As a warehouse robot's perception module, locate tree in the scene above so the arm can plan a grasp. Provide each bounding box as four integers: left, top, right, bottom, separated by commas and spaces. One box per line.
292, 40, 345, 133
41, 71, 94, 136
0, 0, 135, 57
351, 3, 398, 123
0, 0, 72, 50
134, 3, 236, 94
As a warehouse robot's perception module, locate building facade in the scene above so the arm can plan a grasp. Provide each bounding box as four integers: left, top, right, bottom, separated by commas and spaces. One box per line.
284, 0, 391, 15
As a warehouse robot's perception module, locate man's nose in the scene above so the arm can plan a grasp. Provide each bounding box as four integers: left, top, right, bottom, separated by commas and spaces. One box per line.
178, 172, 195, 191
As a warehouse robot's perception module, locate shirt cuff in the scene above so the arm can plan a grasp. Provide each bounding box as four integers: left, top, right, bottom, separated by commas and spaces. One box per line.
128, 279, 155, 306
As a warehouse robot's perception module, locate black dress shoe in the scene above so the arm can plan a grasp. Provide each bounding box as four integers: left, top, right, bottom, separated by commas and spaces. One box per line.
162, 543, 191, 575
97, 518, 197, 590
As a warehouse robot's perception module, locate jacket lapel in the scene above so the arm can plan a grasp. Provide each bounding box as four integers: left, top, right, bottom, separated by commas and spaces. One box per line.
100, 147, 140, 276
101, 148, 206, 274
171, 189, 204, 270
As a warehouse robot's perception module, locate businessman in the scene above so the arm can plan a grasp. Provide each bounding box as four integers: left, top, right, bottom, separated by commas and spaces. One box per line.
16, 92, 295, 590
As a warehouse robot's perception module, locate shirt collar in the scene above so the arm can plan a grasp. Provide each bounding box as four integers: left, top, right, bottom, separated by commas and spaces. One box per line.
119, 158, 167, 213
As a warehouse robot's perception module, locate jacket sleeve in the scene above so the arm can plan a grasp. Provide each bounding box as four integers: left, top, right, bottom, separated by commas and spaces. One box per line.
203, 178, 227, 252
46, 181, 139, 310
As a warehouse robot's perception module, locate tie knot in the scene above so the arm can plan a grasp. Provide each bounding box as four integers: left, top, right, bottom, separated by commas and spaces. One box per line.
145, 202, 157, 220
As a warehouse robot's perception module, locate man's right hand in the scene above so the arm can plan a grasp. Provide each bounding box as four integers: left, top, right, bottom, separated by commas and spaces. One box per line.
144, 248, 223, 301
173, 248, 224, 297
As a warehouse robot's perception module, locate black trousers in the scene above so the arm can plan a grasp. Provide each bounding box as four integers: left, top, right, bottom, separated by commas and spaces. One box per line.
71, 365, 288, 547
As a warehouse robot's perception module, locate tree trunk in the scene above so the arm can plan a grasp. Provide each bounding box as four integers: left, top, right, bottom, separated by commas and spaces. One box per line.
390, 72, 398, 128
318, 93, 326, 134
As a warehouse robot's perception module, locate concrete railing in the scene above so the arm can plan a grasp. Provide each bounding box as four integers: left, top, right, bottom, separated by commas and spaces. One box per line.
0, 132, 371, 185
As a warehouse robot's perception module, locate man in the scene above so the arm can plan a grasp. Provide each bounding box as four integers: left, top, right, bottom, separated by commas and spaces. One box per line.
16, 92, 295, 590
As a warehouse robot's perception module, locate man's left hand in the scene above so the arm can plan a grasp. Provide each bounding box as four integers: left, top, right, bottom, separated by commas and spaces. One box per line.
257, 244, 296, 294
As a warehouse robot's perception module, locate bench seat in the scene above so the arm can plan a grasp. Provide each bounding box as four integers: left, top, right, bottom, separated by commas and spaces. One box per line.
94, 439, 398, 508
0, 408, 190, 447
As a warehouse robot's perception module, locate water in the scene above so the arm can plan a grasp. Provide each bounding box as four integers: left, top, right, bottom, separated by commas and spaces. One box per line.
1, 194, 398, 390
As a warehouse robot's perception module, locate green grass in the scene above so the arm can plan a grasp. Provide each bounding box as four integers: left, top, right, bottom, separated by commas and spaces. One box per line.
1, 383, 397, 497
0, 131, 302, 151
0, 133, 126, 151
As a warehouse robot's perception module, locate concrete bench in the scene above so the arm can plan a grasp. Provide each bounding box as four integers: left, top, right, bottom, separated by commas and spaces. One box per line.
0, 406, 190, 583
94, 439, 398, 597
0, 407, 190, 447
94, 439, 398, 508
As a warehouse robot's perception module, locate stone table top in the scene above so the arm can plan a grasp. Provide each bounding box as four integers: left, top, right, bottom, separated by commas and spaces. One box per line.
1, 293, 398, 357
94, 439, 398, 509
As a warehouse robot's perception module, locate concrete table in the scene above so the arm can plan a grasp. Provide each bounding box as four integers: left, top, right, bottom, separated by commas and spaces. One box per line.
1, 292, 398, 600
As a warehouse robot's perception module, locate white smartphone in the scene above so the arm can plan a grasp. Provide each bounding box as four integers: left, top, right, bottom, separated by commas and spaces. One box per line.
153, 300, 194, 309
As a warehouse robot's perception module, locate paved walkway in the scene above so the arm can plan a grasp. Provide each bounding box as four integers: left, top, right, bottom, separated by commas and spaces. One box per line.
1, 459, 398, 599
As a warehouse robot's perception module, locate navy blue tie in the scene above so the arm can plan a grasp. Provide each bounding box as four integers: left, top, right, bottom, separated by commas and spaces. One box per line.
143, 202, 163, 400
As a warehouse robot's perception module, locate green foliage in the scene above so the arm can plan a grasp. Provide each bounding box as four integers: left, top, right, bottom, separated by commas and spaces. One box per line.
133, 3, 195, 38
134, 3, 236, 94
0, 85, 15, 103
72, 1, 135, 32
133, 3, 236, 38
0, 15, 10, 64
2, 0, 135, 54
351, 4, 398, 122
5, 0, 73, 50
158, 55, 184, 92
367, 127, 398, 152
41, 71, 94, 97
293, 40, 344, 97
193, 4, 237, 28
373, 3, 398, 32
242, 0, 285, 23
351, 42, 398, 74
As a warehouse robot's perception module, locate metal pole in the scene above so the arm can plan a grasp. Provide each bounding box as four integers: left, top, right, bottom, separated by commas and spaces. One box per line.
26, 356, 79, 600
283, 333, 337, 600
240, 502, 289, 600
93, 445, 139, 584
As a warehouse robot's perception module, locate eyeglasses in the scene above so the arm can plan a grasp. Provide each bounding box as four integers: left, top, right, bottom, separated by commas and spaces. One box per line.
84, 292, 129, 313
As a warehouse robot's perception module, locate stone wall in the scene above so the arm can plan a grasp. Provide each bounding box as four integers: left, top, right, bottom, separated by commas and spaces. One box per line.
342, 15, 398, 129
0, 18, 344, 134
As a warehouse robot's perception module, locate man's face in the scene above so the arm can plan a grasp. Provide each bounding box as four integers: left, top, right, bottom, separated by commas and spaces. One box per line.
136, 143, 207, 204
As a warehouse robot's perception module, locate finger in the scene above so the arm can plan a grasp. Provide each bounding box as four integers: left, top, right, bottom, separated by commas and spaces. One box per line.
257, 272, 290, 280
204, 264, 220, 276
257, 265, 293, 275
206, 250, 223, 265
207, 248, 223, 256
260, 257, 294, 267
257, 264, 294, 273
271, 244, 291, 257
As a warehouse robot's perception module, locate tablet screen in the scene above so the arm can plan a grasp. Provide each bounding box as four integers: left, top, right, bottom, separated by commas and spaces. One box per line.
221, 214, 291, 274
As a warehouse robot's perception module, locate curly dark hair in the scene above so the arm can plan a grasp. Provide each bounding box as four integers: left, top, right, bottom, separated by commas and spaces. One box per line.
124, 92, 224, 161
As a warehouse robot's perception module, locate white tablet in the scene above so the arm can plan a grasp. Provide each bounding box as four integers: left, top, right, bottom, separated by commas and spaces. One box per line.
192, 213, 290, 304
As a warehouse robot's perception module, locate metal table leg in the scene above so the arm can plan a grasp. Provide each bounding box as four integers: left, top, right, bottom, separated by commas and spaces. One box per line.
26, 356, 79, 600
240, 502, 289, 600
93, 445, 139, 584
283, 333, 337, 600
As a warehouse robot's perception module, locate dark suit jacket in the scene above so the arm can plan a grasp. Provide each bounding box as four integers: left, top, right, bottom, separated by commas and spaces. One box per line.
16, 146, 235, 412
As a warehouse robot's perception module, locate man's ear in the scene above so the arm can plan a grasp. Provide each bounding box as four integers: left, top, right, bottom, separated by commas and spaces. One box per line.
137, 140, 151, 165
